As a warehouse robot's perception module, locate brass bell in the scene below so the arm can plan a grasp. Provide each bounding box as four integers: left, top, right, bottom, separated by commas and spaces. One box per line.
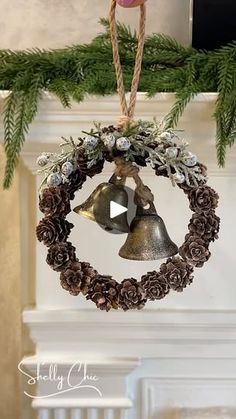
73, 174, 129, 233
119, 202, 178, 260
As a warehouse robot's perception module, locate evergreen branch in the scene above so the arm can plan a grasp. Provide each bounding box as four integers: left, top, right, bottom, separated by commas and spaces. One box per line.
0, 18, 235, 187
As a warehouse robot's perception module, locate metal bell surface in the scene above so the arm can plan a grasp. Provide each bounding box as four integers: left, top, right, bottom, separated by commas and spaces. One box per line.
73, 174, 129, 233
119, 202, 178, 260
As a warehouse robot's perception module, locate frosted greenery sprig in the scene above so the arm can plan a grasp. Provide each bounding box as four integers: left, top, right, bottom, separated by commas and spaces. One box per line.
36, 120, 207, 191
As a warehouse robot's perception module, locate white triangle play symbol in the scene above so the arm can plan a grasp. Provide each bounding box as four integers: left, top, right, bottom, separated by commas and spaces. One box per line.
110, 201, 128, 219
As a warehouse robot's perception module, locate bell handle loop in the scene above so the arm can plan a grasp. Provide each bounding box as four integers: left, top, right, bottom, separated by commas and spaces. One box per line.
109, 0, 146, 124
109, 173, 126, 186
136, 201, 157, 216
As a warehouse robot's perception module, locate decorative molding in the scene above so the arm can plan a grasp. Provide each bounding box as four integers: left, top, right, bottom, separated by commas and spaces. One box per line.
142, 378, 236, 419
23, 309, 236, 358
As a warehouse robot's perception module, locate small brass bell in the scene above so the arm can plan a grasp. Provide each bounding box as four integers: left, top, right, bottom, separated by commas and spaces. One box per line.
73, 174, 129, 233
119, 202, 178, 260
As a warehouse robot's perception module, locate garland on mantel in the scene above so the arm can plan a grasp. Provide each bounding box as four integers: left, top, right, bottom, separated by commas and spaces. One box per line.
1, 19, 236, 188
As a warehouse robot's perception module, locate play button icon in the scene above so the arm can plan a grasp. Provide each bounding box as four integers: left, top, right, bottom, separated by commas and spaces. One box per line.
110, 201, 128, 219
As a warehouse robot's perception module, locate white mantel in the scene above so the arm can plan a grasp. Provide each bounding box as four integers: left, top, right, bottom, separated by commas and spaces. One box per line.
1, 92, 236, 419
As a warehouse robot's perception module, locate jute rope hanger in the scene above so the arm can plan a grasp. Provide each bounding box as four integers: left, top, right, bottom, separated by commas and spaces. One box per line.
109, 0, 146, 123
109, 0, 153, 206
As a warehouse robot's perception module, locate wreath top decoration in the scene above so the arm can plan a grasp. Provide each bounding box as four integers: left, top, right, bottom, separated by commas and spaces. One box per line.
36, 0, 220, 311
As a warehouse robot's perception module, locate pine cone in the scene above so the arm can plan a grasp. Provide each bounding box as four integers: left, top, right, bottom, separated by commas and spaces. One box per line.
196, 163, 208, 177
188, 186, 219, 213
179, 235, 211, 267
77, 152, 104, 177
160, 256, 194, 292
66, 169, 86, 200
81, 262, 98, 281
118, 278, 146, 311
36, 217, 73, 247
141, 272, 170, 300
86, 275, 119, 311
101, 125, 121, 134
46, 242, 76, 272
39, 187, 71, 217
60, 261, 90, 296
188, 211, 220, 243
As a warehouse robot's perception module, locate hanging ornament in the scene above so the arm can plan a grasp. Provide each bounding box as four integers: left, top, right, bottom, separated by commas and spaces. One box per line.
36, 0, 220, 312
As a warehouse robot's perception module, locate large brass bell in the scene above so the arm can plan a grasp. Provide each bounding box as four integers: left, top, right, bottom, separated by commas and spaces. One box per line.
73, 174, 129, 233
119, 202, 178, 260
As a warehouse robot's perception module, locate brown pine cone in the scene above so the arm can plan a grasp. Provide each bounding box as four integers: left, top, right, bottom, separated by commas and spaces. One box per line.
77, 152, 104, 178
101, 125, 121, 134
60, 261, 90, 296
188, 211, 220, 243
118, 278, 147, 311
141, 272, 170, 300
36, 217, 73, 247
196, 163, 208, 177
86, 275, 119, 311
66, 169, 87, 200
188, 186, 219, 213
160, 256, 194, 292
179, 235, 211, 267
46, 242, 76, 272
81, 262, 98, 281
39, 187, 71, 217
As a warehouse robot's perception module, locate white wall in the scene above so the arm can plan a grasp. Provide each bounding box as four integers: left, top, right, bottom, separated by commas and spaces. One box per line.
0, 0, 191, 49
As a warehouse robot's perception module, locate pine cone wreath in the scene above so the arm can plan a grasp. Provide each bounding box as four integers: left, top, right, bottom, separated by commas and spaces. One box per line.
118, 278, 147, 311
46, 242, 76, 272
86, 275, 119, 311
179, 235, 211, 267
39, 187, 71, 217
141, 271, 170, 300
36, 217, 73, 247
188, 211, 220, 243
160, 256, 194, 292
188, 186, 219, 213
66, 169, 87, 200
60, 261, 90, 296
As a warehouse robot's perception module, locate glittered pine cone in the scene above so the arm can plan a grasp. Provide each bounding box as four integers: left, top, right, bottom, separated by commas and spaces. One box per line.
46, 242, 76, 272
36, 217, 73, 247
118, 278, 147, 311
188, 186, 219, 213
77, 152, 104, 178
66, 169, 87, 200
160, 256, 194, 292
39, 187, 71, 217
188, 211, 220, 243
179, 236, 211, 267
141, 271, 170, 300
86, 275, 119, 311
60, 261, 90, 296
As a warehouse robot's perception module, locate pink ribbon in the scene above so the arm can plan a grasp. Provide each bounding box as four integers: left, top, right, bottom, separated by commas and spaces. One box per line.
116, 0, 146, 7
